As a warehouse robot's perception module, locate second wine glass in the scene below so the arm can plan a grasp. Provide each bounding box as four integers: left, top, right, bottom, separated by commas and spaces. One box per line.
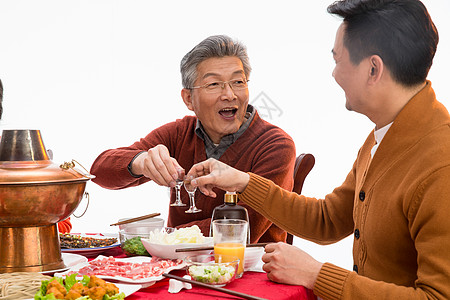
184, 175, 202, 213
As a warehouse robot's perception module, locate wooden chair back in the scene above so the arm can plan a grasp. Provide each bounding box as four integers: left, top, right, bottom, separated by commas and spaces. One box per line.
286, 153, 315, 244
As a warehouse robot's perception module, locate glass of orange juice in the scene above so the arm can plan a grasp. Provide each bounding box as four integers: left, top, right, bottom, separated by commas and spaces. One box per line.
212, 219, 248, 278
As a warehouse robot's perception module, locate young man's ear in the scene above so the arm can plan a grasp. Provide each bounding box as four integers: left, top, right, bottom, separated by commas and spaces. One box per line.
368, 55, 384, 84
181, 88, 194, 111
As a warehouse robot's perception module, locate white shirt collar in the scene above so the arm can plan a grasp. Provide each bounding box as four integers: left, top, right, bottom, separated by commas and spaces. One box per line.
374, 122, 393, 145
371, 122, 393, 157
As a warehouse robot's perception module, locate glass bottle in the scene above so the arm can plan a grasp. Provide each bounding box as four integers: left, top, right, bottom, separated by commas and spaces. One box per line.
210, 191, 250, 243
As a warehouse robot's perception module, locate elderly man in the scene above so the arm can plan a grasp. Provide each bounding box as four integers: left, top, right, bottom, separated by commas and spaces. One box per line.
187, 0, 450, 298
90, 35, 296, 243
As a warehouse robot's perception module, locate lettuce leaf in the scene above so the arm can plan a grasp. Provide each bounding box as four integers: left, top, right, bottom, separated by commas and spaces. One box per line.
64, 273, 79, 291
34, 278, 62, 300
105, 292, 126, 299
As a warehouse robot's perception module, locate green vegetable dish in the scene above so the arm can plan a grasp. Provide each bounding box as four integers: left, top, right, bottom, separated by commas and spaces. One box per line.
188, 264, 236, 285
121, 236, 150, 256
34, 273, 125, 300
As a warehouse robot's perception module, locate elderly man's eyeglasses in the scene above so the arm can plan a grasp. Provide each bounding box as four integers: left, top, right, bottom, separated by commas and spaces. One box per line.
190, 79, 249, 94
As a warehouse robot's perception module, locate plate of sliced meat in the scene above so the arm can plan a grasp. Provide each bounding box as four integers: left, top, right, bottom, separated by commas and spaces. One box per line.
54, 255, 186, 284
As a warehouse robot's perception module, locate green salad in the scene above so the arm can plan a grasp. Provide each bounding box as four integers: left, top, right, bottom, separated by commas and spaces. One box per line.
188, 264, 236, 285
34, 273, 125, 300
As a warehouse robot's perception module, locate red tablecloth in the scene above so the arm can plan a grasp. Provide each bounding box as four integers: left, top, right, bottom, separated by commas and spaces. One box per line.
99, 246, 317, 300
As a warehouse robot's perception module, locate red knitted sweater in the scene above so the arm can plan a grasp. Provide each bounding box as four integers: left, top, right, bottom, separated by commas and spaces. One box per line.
58, 219, 71, 233
90, 112, 296, 243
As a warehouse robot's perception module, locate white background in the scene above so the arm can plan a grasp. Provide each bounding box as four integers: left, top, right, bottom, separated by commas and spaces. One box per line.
1, 0, 449, 270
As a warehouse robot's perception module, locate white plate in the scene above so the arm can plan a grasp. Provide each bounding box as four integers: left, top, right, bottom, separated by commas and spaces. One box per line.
108, 283, 143, 296
60, 233, 120, 257
141, 237, 214, 259
55, 255, 186, 284
40, 253, 88, 275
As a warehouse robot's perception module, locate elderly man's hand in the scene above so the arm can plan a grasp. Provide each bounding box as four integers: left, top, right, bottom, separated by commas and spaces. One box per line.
187, 158, 250, 197
132, 144, 183, 187
262, 242, 323, 289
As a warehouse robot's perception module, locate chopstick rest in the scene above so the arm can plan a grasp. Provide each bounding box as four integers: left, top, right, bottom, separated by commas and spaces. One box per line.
168, 275, 192, 293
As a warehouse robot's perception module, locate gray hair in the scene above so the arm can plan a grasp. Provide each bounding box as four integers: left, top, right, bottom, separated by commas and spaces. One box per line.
180, 35, 252, 89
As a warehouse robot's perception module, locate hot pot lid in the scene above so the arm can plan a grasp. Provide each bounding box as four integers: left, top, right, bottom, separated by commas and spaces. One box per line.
0, 160, 93, 184
0, 129, 93, 184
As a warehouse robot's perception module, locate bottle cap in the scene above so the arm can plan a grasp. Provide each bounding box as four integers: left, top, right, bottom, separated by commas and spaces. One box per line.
224, 191, 238, 203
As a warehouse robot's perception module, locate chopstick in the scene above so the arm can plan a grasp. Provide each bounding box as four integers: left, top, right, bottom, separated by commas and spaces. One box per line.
109, 213, 161, 226
175, 242, 269, 253
162, 273, 268, 300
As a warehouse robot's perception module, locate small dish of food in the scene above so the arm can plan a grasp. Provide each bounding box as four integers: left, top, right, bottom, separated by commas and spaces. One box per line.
185, 254, 239, 286
118, 218, 165, 257
119, 230, 152, 257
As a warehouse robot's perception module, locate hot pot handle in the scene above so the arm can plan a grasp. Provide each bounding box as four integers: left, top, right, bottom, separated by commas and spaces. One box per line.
72, 192, 90, 218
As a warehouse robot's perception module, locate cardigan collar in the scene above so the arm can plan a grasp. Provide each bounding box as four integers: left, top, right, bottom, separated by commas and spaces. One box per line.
364, 80, 450, 183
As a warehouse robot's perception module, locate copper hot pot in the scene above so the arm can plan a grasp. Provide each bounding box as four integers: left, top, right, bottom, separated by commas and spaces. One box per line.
0, 129, 93, 273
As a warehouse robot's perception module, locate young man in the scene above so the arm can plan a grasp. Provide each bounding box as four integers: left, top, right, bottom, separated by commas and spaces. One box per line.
90, 35, 296, 243
188, 1, 450, 298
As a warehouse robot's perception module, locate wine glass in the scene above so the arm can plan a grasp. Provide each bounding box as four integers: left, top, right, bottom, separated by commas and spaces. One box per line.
171, 170, 186, 207
184, 175, 202, 213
